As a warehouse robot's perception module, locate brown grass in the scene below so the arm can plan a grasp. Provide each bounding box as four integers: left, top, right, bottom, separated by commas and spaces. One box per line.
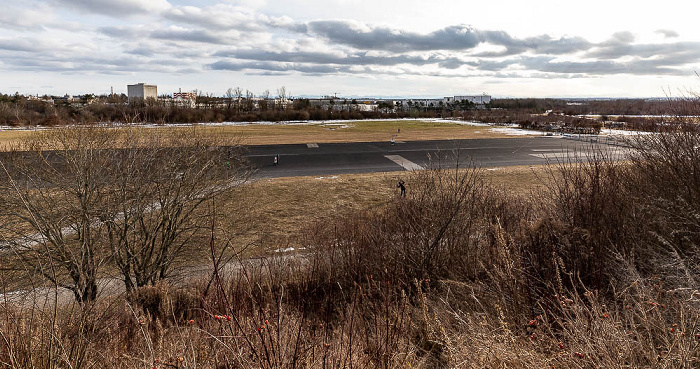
215, 165, 548, 255
225, 120, 514, 145
0, 120, 517, 151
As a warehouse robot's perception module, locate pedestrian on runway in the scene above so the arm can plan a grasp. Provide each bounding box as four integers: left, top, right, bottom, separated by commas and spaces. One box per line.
274, 154, 279, 166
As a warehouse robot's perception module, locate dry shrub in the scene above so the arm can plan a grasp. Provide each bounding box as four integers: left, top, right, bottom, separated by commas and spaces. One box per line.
0, 293, 125, 368
530, 150, 643, 291
302, 164, 528, 298
625, 127, 700, 289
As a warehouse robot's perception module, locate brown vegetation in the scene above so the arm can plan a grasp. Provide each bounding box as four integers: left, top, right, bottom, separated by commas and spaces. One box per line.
1, 125, 699, 367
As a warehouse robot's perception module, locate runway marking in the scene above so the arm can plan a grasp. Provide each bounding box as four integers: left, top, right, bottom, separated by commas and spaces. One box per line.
307, 143, 319, 148
384, 155, 424, 171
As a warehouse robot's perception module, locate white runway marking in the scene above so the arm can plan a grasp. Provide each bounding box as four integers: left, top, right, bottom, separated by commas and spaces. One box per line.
384, 155, 424, 171
307, 143, 319, 148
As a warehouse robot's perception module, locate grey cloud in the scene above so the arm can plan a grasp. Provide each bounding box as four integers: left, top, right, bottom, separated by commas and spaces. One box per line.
98, 26, 142, 39
150, 29, 229, 45
3, 53, 193, 74
162, 5, 265, 32
306, 22, 483, 52
610, 31, 636, 44
51, 0, 170, 17
210, 39, 696, 77
101, 24, 235, 45
0, 4, 50, 31
0, 38, 48, 52
441, 54, 691, 76
587, 41, 700, 62
207, 60, 354, 75
125, 46, 155, 57
656, 29, 679, 38
473, 33, 592, 56
214, 49, 470, 68
497, 56, 688, 76
269, 19, 308, 33
0, 41, 200, 74
302, 21, 593, 56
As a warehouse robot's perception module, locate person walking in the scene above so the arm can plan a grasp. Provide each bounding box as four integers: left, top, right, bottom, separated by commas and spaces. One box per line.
273, 154, 279, 166
397, 179, 406, 197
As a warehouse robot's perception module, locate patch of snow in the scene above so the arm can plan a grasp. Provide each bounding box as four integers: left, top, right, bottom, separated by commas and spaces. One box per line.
322, 123, 353, 129
449, 120, 493, 127
274, 247, 295, 253
600, 128, 653, 136
315, 176, 339, 180
489, 127, 547, 136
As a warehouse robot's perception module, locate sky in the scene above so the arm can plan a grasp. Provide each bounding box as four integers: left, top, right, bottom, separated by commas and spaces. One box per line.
1, 0, 700, 98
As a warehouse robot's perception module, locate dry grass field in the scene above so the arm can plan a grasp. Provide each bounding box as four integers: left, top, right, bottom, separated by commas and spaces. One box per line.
0, 119, 518, 149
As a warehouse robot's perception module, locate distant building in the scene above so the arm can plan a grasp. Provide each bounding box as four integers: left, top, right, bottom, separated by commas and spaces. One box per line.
172, 90, 197, 108
127, 83, 157, 101
395, 94, 491, 109
445, 94, 491, 105
173, 91, 197, 100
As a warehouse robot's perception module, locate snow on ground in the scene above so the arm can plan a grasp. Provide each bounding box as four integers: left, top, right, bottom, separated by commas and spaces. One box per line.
489, 127, 548, 136
600, 128, 653, 136
0, 118, 654, 137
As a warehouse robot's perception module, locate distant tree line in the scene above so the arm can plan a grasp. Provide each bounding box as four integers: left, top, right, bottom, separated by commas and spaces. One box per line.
0, 92, 448, 126
0, 91, 693, 128
489, 97, 688, 116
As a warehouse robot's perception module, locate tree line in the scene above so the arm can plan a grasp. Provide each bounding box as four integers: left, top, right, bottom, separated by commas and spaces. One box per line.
1, 90, 692, 127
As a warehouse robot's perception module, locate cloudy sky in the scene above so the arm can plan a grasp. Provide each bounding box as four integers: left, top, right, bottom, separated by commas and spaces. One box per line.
2, 0, 700, 98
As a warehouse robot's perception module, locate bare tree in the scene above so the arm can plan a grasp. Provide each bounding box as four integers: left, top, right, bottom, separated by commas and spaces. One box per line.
233, 87, 243, 114
260, 90, 270, 111
225, 88, 234, 110
276, 86, 287, 110
0, 126, 251, 301
0, 128, 116, 303
101, 128, 250, 293
245, 90, 255, 112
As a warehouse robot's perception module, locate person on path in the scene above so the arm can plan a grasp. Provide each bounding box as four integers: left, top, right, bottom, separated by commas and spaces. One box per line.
397, 179, 406, 197
274, 154, 279, 166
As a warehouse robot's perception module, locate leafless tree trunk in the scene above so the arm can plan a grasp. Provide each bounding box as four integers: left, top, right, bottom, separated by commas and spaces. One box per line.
0, 128, 116, 303
0, 126, 251, 301
100, 128, 251, 293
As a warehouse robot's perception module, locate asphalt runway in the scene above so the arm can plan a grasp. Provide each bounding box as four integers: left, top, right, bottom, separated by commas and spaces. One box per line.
246, 136, 616, 178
